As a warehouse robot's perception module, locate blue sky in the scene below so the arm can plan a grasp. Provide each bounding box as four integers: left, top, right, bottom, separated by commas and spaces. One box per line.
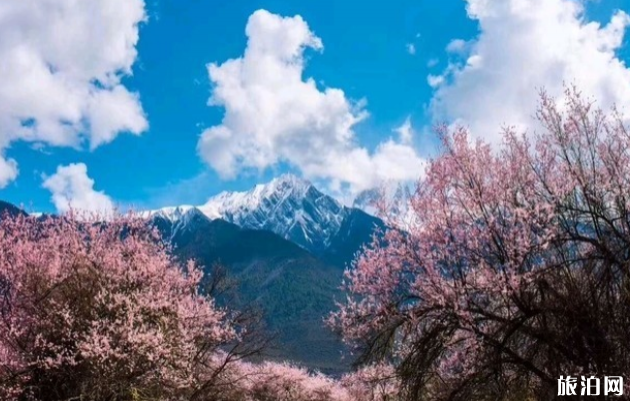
0, 0, 629, 213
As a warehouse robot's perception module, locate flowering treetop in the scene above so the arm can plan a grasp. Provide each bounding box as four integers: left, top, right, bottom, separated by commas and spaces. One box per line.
0, 212, 236, 400
331, 87, 630, 400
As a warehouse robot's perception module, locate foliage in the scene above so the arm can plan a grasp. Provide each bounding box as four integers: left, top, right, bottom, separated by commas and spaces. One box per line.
0, 212, 237, 400
215, 360, 399, 401
332, 88, 630, 400
341, 363, 401, 401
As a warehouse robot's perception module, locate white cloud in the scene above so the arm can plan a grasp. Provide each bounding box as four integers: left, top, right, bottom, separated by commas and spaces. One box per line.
406, 43, 417, 55
198, 9, 426, 194
427, 74, 446, 88
394, 117, 414, 144
429, 0, 630, 144
42, 163, 114, 214
0, 158, 18, 188
445, 38, 468, 54
0, 0, 148, 186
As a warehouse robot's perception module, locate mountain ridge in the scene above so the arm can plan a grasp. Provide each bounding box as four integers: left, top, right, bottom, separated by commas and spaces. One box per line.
147, 174, 385, 258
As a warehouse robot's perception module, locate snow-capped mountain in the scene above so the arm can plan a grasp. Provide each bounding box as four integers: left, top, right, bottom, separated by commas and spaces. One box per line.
142, 205, 195, 222
198, 175, 347, 252
147, 174, 371, 254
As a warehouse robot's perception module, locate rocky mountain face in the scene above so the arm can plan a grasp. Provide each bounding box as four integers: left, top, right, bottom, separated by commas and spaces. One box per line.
200, 175, 347, 254
149, 174, 386, 265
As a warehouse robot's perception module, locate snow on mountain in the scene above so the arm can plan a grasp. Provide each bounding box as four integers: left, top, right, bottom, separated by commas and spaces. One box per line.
141, 205, 195, 222
200, 174, 348, 252
198, 174, 313, 219
147, 175, 352, 253
352, 182, 416, 227
145, 175, 422, 252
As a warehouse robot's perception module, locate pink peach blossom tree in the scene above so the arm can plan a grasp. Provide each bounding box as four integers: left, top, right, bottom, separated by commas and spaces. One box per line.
213, 360, 400, 401
332, 88, 630, 400
0, 212, 238, 401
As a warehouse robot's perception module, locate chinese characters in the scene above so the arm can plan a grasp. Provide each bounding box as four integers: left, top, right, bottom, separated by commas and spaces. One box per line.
558, 376, 623, 396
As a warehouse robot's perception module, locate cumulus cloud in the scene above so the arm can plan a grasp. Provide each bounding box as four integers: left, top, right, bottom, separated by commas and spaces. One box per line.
42, 163, 114, 214
429, 0, 630, 144
198, 9, 426, 194
0, 0, 148, 186
406, 43, 417, 55
0, 158, 18, 187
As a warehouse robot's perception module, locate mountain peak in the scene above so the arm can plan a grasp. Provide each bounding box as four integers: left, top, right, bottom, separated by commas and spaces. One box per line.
251, 174, 314, 204
199, 174, 317, 218
147, 205, 195, 222
268, 173, 312, 193
146, 174, 385, 254
195, 174, 345, 252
